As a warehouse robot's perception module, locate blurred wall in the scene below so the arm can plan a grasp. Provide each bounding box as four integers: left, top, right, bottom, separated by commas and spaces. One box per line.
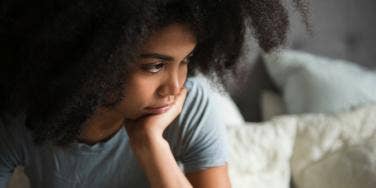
287, 0, 376, 69
229, 0, 376, 122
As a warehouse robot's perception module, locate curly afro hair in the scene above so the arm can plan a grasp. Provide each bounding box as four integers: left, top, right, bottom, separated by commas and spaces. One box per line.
0, 0, 310, 146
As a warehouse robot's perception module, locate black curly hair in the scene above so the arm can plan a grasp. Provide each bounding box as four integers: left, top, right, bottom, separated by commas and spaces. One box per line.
0, 0, 310, 146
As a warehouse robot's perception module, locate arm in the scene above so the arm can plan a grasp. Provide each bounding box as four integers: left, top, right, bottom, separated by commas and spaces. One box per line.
125, 88, 192, 188
186, 165, 231, 188
125, 85, 232, 188
129, 131, 231, 188
128, 132, 231, 188
128, 133, 192, 188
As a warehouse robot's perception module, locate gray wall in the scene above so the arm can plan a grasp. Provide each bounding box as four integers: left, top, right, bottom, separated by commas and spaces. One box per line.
288, 0, 376, 68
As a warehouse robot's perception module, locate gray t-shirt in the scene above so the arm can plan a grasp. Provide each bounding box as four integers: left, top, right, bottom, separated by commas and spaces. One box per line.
0, 77, 229, 188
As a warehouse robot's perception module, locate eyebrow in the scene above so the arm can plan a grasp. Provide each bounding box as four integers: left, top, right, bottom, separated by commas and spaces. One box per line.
138, 51, 194, 63
139, 53, 175, 62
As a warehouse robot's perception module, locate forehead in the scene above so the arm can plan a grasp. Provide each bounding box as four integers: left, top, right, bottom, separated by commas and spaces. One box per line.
141, 23, 197, 54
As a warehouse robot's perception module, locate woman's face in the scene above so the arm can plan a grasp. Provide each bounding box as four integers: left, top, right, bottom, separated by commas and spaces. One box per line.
117, 23, 196, 120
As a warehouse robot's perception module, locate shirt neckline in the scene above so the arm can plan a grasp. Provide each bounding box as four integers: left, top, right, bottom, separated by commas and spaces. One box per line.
68, 127, 127, 154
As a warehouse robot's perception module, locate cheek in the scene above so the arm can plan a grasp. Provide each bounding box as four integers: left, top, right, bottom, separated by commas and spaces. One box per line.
123, 76, 159, 104
118, 82, 156, 119
180, 65, 188, 86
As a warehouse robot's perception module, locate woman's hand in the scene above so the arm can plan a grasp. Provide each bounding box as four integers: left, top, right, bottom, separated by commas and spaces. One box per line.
124, 87, 187, 143
123, 87, 193, 188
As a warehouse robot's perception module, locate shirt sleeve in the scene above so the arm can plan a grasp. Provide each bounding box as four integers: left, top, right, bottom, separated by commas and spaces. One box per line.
172, 77, 229, 173
0, 113, 25, 188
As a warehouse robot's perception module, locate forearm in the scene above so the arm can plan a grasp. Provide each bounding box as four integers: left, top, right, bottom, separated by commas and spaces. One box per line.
129, 134, 192, 188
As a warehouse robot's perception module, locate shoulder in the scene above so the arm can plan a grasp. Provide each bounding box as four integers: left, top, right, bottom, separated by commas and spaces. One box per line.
165, 76, 229, 172
163, 76, 215, 141
179, 76, 216, 126
184, 76, 212, 106
165, 75, 225, 143
183, 76, 244, 126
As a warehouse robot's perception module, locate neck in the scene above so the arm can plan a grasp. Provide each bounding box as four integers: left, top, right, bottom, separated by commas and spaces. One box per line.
78, 107, 125, 145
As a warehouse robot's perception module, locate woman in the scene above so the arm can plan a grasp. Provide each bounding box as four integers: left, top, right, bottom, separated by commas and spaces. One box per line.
0, 0, 309, 187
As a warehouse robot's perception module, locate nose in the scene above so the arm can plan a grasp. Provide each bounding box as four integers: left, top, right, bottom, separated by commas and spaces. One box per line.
157, 72, 182, 97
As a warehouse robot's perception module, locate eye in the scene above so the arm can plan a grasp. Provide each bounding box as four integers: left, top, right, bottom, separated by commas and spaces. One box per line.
141, 62, 166, 73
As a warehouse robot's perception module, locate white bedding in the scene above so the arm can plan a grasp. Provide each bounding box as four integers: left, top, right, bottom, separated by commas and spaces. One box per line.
227, 104, 376, 188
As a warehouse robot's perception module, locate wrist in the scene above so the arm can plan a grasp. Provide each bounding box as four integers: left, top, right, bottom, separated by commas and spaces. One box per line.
126, 128, 192, 188
128, 132, 167, 153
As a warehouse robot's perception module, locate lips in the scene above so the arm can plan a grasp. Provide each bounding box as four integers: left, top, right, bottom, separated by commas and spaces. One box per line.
146, 104, 171, 109
144, 104, 173, 114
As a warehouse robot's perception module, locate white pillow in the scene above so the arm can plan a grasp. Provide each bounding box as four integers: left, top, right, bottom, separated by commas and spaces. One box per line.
263, 50, 376, 114
227, 104, 376, 188
296, 137, 376, 188
226, 117, 297, 188
291, 105, 376, 188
